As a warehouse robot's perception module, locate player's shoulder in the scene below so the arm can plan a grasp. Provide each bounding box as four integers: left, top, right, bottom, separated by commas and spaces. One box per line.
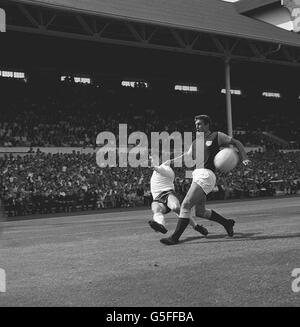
217, 131, 232, 144
207, 131, 220, 141
212, 131, 221, 137
160, 163, 173, 170
216, 131, 231, 137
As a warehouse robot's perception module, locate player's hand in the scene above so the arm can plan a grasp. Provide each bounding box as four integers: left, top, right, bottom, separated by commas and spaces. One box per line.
242, 159, 251, 166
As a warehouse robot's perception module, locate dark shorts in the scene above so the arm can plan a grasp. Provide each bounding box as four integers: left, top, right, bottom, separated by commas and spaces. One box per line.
152, 190, 176, 214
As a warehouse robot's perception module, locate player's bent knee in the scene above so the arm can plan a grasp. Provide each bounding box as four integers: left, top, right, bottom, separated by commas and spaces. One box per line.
195, 208, 205, 218
181, 199, 193, 210
168, 203, 180, 212
180, 199, 192, 218
179, 207, 191, 218
174, 205, 181, 213
151, 203, 164, 214
195, 208, 210, 218
173, 206, 181, 215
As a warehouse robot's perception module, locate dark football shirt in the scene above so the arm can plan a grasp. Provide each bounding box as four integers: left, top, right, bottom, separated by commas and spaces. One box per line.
191, 131, 232, 172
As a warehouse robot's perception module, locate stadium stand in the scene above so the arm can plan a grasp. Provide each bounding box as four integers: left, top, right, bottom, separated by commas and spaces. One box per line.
0, 78, 299, 149
1, 148, 299, 217
0, 76, 299, 217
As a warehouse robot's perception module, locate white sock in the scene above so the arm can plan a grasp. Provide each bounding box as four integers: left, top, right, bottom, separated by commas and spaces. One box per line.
153, 212, 166, 226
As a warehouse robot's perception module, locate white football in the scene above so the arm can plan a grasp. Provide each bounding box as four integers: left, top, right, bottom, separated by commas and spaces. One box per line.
214, 148, 239, 172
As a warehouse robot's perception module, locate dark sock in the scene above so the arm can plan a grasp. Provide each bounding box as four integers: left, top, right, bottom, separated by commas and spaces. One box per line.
208, 210, 229, 226
170, 218, 190, 241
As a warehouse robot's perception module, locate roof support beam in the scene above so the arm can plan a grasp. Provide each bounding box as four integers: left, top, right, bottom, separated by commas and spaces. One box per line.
229, 39, 240, 54
91, 18, 98, 34
248, 42, 265, 59
169, 29, 187, 48
17, 4, 39, 27
146, 27, 159, 42
211, 36, 226, 54
97, 22, 110, 37
45, 14, 57, 29
76, 15, 94, 36
263, 44, 282, 57
140, 25, 146, 40
189, 34, 200, 49
38, 9, 43, 26
8, 23, 300, 68
282, 47, 296, 62
125, 22, 145, 42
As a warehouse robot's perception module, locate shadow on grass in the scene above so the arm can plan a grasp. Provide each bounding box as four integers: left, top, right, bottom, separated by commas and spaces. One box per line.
180, 232, 300, 244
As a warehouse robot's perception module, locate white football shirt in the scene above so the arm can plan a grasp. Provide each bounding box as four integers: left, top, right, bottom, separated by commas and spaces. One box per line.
150, 164, 175, 200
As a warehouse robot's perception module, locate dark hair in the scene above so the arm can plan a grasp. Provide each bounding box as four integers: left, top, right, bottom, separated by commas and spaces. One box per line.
194, 115, 212, 126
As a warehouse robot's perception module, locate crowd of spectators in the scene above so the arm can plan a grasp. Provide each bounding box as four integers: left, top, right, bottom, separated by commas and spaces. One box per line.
0, 78, 299, 149
0, 77, 299, 217
1, 149, 299, 217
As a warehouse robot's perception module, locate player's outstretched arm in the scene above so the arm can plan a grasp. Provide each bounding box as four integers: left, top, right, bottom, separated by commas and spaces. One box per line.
230, 138, 250, 166
218, 132, 250, 166
148, 156, 171, 174
163, 144, 193, 166
152, 165, 163, 173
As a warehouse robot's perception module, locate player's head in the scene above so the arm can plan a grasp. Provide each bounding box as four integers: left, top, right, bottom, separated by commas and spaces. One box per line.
194, 114, 211, 133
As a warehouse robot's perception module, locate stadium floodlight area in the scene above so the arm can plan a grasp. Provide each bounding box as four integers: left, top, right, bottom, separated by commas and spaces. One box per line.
61, 76, 91, 84
121, 80, 149, 88
74, 77, 91, 84
221, 89, 242, 95
175, 85, 198, 92
262, 91, 281, 98
0, 70, 25, 80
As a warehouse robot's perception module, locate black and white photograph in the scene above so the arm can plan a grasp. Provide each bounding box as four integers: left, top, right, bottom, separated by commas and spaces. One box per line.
0, 0, 299, 312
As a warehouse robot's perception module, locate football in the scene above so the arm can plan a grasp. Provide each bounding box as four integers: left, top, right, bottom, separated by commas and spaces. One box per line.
214, 148, 239, 172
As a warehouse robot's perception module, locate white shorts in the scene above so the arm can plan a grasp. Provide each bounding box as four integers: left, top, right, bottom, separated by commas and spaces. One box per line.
192, 168, 216, 195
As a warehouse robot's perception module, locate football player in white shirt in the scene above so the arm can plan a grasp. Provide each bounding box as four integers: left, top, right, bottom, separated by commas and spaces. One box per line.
148, 156, 208, 236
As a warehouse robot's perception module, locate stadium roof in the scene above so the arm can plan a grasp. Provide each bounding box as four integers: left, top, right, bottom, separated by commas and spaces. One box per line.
14, 0, 300, 48
236, 0, 279, 14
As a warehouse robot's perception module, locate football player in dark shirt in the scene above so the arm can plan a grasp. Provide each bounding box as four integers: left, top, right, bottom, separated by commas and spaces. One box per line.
160, 114, 250, 245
